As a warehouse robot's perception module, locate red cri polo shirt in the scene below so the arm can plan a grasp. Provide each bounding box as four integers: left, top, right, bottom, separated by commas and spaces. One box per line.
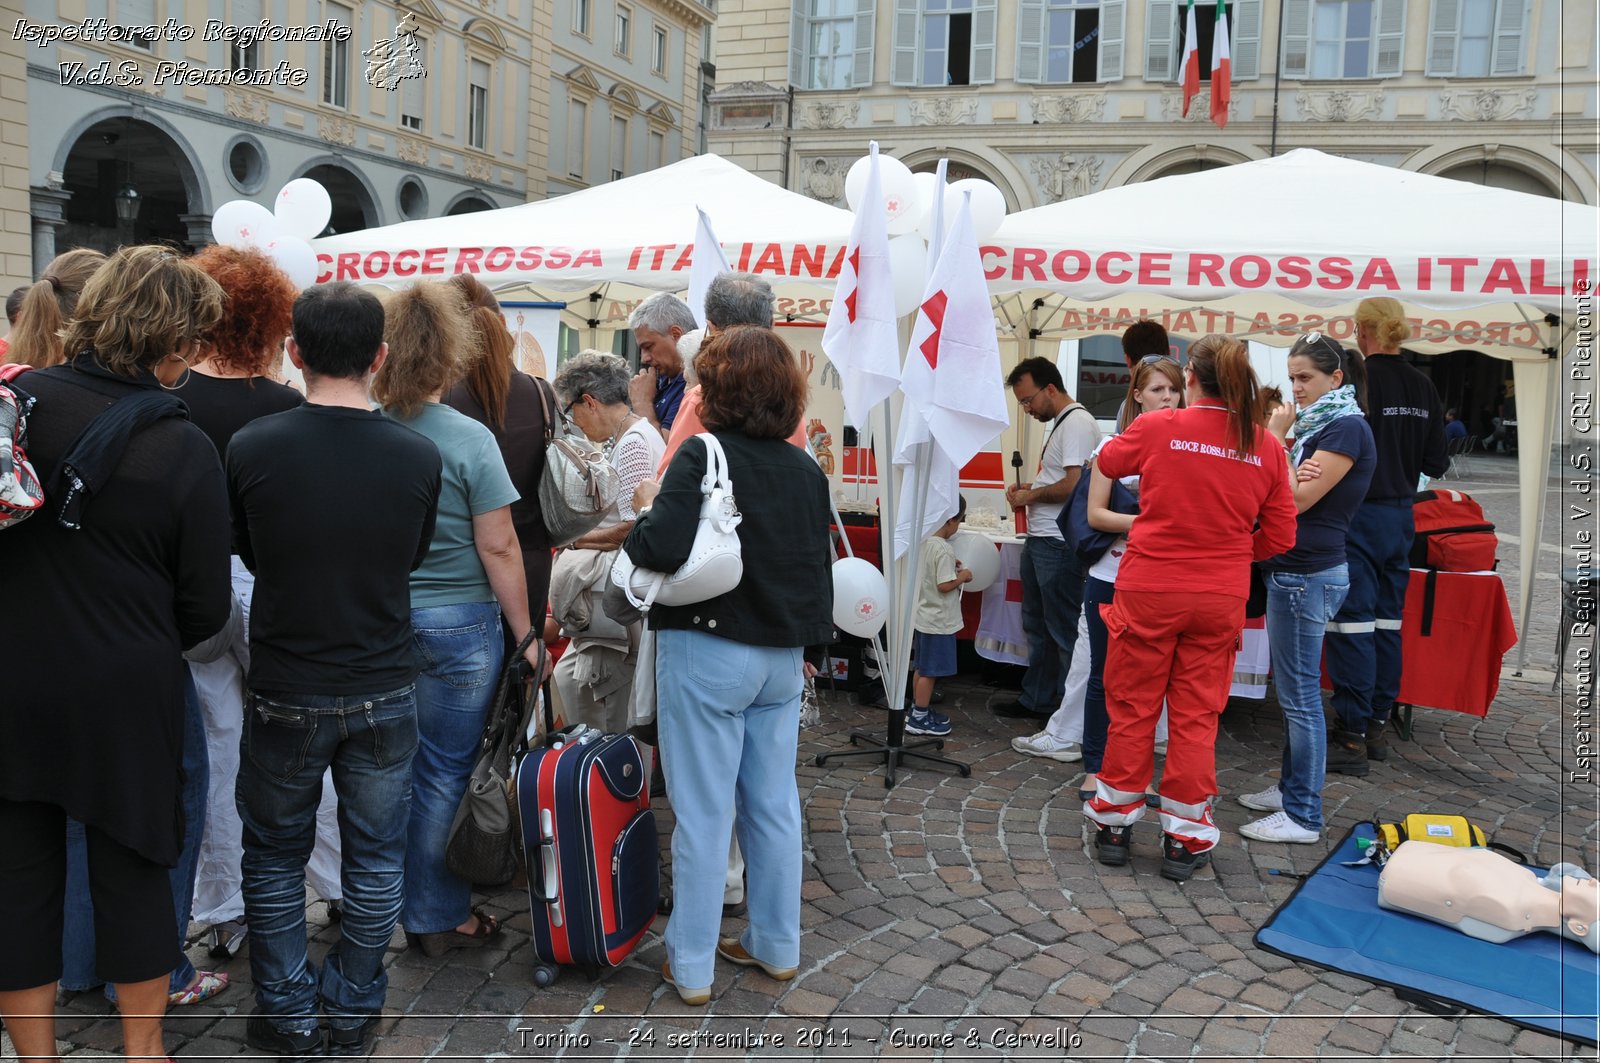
1096, 402, 1298, 600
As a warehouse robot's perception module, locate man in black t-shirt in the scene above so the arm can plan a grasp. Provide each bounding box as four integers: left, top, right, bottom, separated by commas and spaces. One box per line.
228, 282, 441, 1059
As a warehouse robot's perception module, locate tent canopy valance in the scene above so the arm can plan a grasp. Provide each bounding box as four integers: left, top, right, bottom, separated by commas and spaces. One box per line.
310, 153, 856, 294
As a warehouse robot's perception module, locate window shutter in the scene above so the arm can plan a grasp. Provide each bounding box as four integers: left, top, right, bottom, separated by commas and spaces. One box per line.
1373, 0, 1405, 76
1230, 0, 1260, 78
790, 2, 806, 86
1280, 0, 1310, 77
1015, 0, 1045, 84
1425, 0, 1460, 75
1490, 0, 1526, 75
1100, 0, 1126, 81
852, 0, 876, 87
891, 0, 920, 87
970, 0, 998, 84
1143, 0, 1177, 81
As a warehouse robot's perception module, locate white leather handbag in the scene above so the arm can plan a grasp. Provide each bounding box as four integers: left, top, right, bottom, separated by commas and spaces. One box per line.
611, 433, 743, 611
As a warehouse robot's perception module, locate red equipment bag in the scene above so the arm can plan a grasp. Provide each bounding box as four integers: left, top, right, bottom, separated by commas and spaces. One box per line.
1410, 489, 1498, 572
516, 717, 657, 987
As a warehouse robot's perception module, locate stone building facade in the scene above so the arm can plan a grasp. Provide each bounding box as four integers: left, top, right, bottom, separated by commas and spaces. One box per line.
14, 0, 713, 277
707, 0, 1597, 209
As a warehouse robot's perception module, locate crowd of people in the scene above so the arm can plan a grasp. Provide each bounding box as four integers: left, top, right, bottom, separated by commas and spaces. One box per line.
979, 302, 1445, 880
0, 232, 1451, 1057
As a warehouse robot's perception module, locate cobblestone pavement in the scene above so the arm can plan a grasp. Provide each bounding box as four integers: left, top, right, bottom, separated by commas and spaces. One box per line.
9, 451, 1593, 1062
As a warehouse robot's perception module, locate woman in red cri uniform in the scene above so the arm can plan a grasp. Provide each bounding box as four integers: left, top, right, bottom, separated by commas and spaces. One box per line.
1084, 335, 1298, 882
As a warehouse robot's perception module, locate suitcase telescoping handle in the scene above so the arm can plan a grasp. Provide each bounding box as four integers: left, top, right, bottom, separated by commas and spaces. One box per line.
536, 808, 561, 918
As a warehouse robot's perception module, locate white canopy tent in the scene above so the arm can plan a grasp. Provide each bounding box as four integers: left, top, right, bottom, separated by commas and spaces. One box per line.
988, 149, 1599, 666
310, 154, 853, 322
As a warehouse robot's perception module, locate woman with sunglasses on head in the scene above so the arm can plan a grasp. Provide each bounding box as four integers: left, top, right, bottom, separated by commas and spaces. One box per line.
1077, 357, 1185, 801
1082, 335, 1297, 882
1237, 334, 1375, 845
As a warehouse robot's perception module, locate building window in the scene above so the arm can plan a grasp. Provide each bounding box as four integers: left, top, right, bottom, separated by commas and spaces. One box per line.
401, 36, 426, 130
1018, 0, 1126, 83
610, 115, 628, 181
1278, 0, 1403, 79
323, 1, 352, 106
615, 4, 631, 57
574, 0, 590, 36
1426, 0, 1527, 77
569, 97, 588, 180
652, 24, 668, 74
648, 128, 664, 169
468, 59, 490, 150
795, 0, 876, 89
892, 0, 997, 87
118, 0, 157, 49
1144, 0, 1262, 82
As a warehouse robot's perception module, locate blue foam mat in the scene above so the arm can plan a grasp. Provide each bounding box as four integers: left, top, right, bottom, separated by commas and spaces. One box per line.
1255, 823, 1600, 1046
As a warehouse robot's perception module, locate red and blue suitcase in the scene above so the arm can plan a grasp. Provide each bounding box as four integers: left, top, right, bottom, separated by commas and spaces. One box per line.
516, 724, 658, 986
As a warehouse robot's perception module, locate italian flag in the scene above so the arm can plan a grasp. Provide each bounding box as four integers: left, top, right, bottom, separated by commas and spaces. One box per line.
1211, 0, 1232, 128
1180, 0, 1201, 117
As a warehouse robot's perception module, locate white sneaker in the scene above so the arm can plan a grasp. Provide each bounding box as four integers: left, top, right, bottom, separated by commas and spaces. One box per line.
1011, 731, 1083, 762
1238, 784, 1284, 812
1239, 811, 1320, 844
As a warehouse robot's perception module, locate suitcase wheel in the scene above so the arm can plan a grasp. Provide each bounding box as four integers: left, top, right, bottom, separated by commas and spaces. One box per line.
531, 963, 558, 989
584, 966, 602, 982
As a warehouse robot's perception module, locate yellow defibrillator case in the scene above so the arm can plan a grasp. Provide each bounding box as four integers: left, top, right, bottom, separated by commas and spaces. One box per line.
1377, 814, 1489, 851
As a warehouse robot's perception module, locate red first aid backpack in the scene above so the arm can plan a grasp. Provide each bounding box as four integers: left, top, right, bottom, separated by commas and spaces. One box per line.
1410, 489, 1498, 572
0, 363, 44, 530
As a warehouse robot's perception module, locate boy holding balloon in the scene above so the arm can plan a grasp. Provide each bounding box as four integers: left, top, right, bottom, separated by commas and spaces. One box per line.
907, 496, 973, 737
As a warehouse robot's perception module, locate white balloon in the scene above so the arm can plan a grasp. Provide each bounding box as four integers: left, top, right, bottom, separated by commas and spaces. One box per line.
274, 178, 334, 241
832, 557, 891, 638
943, 178, 1008, 242
211, 200, 277, 250
844, 153, 918, 230
949, 531, 1000, 593
912, 172, 944, 241
264, 236, 319, 290
887, 234, 927, 318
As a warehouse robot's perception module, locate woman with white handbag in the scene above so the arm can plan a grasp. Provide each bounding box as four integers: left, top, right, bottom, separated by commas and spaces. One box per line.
621, 326, 834, 1006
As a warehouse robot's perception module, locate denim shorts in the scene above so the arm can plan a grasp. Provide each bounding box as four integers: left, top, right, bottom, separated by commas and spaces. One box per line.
913, 631, 957, 678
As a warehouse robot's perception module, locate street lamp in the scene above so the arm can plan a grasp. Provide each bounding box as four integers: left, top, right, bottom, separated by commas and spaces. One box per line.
114, 182, 141, 224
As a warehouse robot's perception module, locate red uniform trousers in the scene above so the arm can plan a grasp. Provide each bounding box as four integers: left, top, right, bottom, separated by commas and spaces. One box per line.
1084, 589, 1245, 854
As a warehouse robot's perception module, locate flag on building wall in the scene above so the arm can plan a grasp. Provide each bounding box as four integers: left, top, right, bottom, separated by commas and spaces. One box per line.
822, 143, 901, 428
1180, 0, 1202, 118
1211, 0, 1232, 128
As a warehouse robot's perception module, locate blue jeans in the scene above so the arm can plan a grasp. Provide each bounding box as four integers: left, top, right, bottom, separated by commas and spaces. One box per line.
237, 684, 418, 1035
1081, 577, 1116, 774
1325, 502, 1413, 735
655, 628, 802, 991
1265, 565, 1350, 832
1019, 536, 1086, 713
61, 669, 206, 994
403, 601, 503, 935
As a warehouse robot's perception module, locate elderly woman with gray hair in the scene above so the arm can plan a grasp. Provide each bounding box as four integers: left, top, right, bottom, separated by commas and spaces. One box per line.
550, 352, 667, 732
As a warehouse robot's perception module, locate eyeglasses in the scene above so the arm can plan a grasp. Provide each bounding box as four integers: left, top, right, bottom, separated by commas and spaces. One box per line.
561, 399, 577, 418
1015, 388, 1043, 408
1292, 331, 1341, 358
1138, 354, 1179, 366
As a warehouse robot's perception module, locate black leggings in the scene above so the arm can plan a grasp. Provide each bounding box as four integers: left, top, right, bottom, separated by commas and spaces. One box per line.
0, 799, 177, 991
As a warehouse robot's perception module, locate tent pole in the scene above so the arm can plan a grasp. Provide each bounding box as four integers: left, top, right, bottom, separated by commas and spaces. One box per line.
1512, 332, 1564, 675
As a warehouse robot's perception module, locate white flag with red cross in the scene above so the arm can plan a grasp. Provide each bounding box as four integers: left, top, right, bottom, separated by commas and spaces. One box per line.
822, 143, 901, 428
891, 194, 1008, 557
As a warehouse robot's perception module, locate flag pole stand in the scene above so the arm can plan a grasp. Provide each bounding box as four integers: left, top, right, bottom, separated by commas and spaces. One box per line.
815, 407, 971, 789
813, 705, 971, 789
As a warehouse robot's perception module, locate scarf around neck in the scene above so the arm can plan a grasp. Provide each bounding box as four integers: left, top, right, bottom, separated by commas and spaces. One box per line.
1291, 384, 1362, 467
